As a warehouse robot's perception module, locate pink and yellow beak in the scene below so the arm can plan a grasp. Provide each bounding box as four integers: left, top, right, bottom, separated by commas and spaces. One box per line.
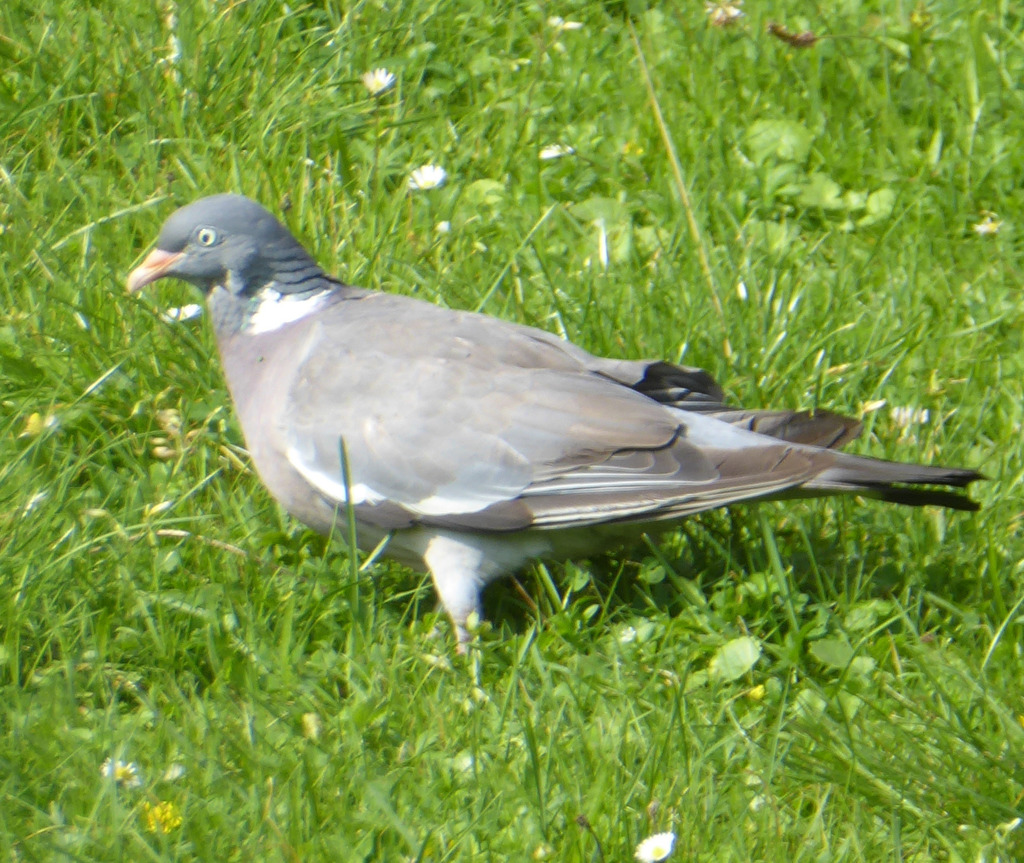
126, 249, 185, 293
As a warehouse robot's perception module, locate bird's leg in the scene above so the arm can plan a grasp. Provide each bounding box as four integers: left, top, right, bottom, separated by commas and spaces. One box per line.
422, 533, 488, 652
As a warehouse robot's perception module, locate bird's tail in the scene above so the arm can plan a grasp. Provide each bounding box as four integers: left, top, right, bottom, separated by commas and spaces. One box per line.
805, 452, 983, 511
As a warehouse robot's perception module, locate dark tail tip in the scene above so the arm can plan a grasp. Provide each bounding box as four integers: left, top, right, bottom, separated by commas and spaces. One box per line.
867, 484, 981, 512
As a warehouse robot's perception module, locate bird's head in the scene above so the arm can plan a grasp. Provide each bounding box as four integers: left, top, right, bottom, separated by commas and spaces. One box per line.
127, 194, 323, 298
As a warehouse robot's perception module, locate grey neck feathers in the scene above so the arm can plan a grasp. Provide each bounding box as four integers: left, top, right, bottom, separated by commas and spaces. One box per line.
207, 243, 339, 338
260, 236, 332, 295
208, 285, 252, 337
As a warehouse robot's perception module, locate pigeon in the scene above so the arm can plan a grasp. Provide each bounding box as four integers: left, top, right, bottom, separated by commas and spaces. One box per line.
127, 194, 982, 647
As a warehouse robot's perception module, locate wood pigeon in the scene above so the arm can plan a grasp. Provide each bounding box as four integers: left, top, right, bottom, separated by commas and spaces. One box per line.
127, 194, 982, 648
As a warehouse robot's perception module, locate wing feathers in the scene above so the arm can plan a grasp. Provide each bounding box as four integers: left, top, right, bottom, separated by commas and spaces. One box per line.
272, 293, 978, 533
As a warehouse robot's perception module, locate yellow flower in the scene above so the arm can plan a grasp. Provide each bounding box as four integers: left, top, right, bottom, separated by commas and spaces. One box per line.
142, 800, 183, 834
20, 412, 58, 437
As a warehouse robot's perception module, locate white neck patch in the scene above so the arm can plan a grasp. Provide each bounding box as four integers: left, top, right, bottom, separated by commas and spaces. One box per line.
246, 288, 330, 335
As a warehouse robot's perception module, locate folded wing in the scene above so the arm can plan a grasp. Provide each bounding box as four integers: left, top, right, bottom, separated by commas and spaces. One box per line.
280, 295, 850, 532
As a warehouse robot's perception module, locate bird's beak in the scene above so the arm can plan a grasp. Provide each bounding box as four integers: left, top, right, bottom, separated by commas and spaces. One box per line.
126, 249, 185, 293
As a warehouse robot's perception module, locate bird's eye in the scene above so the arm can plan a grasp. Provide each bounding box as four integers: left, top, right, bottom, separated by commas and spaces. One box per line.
196, 227, 218, 247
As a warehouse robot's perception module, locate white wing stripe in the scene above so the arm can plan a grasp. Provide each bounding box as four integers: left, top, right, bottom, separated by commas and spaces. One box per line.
406, 492, 496, 516
286, 446, 386, 506
286, 446, 499, 515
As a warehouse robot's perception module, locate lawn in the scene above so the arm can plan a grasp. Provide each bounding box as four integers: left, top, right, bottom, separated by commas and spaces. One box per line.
1, 0, 1022, 860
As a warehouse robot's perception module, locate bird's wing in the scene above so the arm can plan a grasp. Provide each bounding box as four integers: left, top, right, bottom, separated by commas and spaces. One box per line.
524, 322, 862, 449
278, 295, 825, 531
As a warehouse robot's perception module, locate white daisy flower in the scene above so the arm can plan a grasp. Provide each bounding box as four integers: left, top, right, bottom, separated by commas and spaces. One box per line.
162, 763, 187, 782
539, 144, 575, 160
100, 758, 142, 788
408, 164, 447, 191
890, 406, 930, 428
635, 831, 676, 862
161, 303, 203, 323
361, 67, 396, 96
705, 1, 744, 28
748, 793, 768, 812
548, 16, 583, 31
435, 221, 452, 234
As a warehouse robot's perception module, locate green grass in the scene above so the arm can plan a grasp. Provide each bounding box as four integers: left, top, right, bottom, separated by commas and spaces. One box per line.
1, 0, 1023, 859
